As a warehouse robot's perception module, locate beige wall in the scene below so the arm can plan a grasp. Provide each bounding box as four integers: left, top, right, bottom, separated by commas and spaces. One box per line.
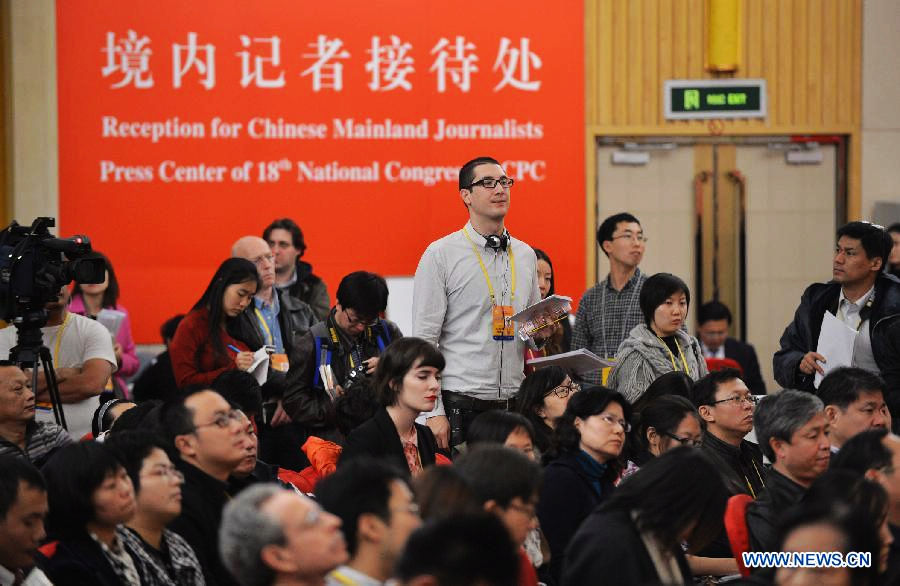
861, 0, 900, 220
5, 0, 57, 222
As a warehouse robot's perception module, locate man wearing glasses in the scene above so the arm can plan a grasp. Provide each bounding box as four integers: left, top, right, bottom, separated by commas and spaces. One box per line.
413, 156, 546, 450
774, 221, 900, 423
572, 212, 647, 385
232, 235, 317, 469
692, 369, 766, 499
162, 389, 251, 586
283, 271, 401, 437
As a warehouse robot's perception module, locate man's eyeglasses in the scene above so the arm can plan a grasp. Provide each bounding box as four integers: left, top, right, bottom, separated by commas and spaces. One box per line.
468, 176, 514, 190
611, 233, 648, 243
546, 381, 580, 399
711, 395, 759, 407
597, 413, 631, 432
194, 409, 244, 431
663, 432, 702, 448
344, 308, 379, 327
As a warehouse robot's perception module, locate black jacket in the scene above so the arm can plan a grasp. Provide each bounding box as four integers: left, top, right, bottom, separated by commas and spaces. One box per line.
774, 274, 900, 414
132, 350, 179, 403
746, 468, 807, 556
724, 337, 767, 394
340, 407, 438, 478
699, 431, 766, 498
282, 311, 401, 428
562, 508, 692, 586
37, 533, 123, 586
276, 259, 331, 321
236, 288, 317, 357
537, 452, 616, 585
168, 460, 236, 586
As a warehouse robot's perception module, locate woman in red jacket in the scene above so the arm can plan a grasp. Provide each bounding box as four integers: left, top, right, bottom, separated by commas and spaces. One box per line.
170, 257, 260, 388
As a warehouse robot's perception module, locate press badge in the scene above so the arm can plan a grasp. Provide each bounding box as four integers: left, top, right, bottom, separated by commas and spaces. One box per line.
492, 305, 515, 341
270, 353, 289, 373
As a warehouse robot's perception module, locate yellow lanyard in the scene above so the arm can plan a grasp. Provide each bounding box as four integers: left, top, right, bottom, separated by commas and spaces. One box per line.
462, 228, 516, 305
328, 571, 355, 585
53, 312, 73, 365
657, 335, 690, 375
253, 308, 274, 346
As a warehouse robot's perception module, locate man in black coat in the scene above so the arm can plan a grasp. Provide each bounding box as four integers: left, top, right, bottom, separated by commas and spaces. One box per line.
697, 301, 767, 394
746, 390, 831, 577
774, 222, 900, 421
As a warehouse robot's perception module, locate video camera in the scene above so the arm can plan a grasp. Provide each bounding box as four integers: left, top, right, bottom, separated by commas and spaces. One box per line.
0, 217, 106, 324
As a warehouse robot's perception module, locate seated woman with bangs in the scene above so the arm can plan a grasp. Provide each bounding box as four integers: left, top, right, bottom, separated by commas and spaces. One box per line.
340, 337, 445, 478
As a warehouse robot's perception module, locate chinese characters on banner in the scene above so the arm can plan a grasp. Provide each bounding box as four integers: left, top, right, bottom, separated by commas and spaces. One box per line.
58, 1, 584, 342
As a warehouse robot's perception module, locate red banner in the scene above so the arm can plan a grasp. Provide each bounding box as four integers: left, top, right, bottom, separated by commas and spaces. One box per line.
57, 1, 584, 342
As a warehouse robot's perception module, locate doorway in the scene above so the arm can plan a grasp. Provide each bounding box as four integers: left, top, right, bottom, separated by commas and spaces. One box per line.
595, 136, 844, 390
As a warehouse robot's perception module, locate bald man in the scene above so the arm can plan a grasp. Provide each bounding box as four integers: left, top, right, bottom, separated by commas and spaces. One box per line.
232, 237, 316, 441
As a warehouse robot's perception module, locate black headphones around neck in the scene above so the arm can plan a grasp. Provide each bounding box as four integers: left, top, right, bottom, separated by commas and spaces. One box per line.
485, 233, 510, 251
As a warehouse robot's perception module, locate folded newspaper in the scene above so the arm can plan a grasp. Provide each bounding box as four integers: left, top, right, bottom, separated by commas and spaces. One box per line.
510, 294, 572, 340
526, 348, 614, 374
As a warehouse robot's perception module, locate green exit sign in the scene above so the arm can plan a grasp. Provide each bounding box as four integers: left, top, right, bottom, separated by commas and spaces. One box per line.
664, 79, 766, 120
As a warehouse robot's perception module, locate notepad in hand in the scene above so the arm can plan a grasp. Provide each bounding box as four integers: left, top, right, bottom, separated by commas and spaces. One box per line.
526, 348, 614, 374
511, 295, 572, 339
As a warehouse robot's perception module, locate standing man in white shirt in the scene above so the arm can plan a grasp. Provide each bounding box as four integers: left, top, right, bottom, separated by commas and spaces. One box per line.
0, 286, 116, 439
412, 156, 546, 450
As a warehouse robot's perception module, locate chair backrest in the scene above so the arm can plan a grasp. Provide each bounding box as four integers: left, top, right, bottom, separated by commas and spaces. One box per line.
724, 493, 754, 577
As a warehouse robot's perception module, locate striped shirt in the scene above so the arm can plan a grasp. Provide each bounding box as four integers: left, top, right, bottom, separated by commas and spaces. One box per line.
572, 269, 646, 384
0, 421, 72, 467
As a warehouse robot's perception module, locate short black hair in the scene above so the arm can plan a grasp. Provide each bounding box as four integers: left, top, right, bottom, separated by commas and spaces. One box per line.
459, 156, 501, 191
161, 314, 185, 342
158, 392, 203, 448
104, 431, 171, 493
697, 300, 732, 325
43, 442, 124, 540
110, 400, 163, 435
817, 367, 886, 410
212, 370, 263, 420
888, 223, 900, 235
631, 395, 702, 456
830, 428, 892, 474
639, 273, 691, 327
0, 456, 45, 521
315, 460, 407, 557
691, 368, 744, 407
467, 410, 536, 448
596, 212, 641, 257
374, 338, 445, 408
553, 387, 632, 469
454, 445, 541, 509
602, 447, 728, 552
632, 371, 695, 413
335, 271, 389, 319
836, 221, 893, 274
263, 217, 307, 255
413, 466, 481, 522
395, 514, 519, 586
514, 366, 568, 453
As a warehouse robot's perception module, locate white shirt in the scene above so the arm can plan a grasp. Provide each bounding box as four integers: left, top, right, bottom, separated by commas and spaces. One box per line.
700, 341, 725, 359
0, 313, 117, 439
413, 221, 541, 415
836, 285, 879, 373
0, 564, 54, 586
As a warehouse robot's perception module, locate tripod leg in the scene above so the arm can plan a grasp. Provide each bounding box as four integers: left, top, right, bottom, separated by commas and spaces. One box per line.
38, 347, 67, 430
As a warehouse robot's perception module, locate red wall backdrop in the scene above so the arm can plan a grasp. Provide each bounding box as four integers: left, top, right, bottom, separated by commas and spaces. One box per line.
56, 1, 585, 342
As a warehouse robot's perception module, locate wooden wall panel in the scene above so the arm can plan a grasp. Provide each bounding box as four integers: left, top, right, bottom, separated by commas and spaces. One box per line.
586, 0, 862, 131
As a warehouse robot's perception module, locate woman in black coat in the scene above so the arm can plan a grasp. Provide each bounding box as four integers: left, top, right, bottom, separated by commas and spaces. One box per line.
536, 387, 631, 584
340, 337, 444, 477
38, 442, 140, 586
562, 448, 729, 586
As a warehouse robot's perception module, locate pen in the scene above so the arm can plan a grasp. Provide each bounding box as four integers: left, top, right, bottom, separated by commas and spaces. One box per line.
227, 345, 241, 353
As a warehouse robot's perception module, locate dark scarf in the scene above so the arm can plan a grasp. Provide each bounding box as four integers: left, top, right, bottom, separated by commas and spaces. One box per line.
576, 449, 609, 499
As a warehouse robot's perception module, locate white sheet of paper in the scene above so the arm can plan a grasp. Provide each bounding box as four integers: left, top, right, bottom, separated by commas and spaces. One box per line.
249, 347, 270, 385
526, 348, 615, 374
814, 311, 857, 388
